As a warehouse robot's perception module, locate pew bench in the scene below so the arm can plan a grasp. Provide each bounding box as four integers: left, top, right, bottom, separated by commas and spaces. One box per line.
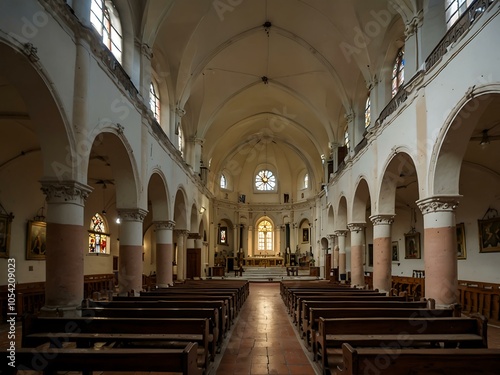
92, 298, 229, 335
316, 315, 488, 374
22, 315, 212, 371
295, 295, 408, 326
334, 343, 500, 375
307, 307, 457, 360
1, 344, 202, 375
301, 300, 432, 341
81, 306, 221, 354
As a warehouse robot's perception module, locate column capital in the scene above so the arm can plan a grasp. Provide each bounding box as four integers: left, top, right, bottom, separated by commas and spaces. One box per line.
416, 195, 462, 215
405, 10, 423, 39
334, 230, 348, 237
344, 111, 354, 124
369, 214, 395, 226
175, 229, 189, 236
347, 223, 366, 233
327, 234, 336, 240
117, 208, 148, 222
188, 232, 202, 240
40, 180, 92, 206
175, 106, 186, 118
154, 220, 175, 231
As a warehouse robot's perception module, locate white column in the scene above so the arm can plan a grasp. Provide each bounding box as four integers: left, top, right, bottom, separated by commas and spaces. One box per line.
40, 181, 91, 316
155, 220, 175, 287
370, 214, 395, 294
247, 226, 253, 257
335, 230, 348, 283
417, 196, 461, 307
176, 230, 188, 281
117, 208, 148, 294
348, 223, 365, 287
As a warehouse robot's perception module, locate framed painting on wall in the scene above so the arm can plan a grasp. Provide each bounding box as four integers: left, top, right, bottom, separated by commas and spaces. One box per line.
0, 214, 12, 258
391, 241, 399, 262
478, 217, 500, 253
302, 228, 309, 243
404, 232, 421, 259
456, 222, 466, 259
26, 220, 46, 260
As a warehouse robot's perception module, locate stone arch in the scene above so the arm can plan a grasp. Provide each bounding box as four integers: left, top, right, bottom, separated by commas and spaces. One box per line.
336, 196, 348, 230
173, 188, 188, 230
431, 89, 500, 196
351, 177, 372, 223
378, 150, 419, 215
147, 171, 170, 222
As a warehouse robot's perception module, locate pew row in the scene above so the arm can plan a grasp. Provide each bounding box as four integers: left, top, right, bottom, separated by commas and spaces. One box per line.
316, 315, 488, 374
1, 344, 202, 375
81, 306, 221, 353
334, 343, 500, 375
22, 315, 212, 372
307, 306, 458, 359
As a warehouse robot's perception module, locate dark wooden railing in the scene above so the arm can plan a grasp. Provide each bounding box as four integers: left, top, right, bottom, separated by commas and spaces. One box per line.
458, 280, 500, 324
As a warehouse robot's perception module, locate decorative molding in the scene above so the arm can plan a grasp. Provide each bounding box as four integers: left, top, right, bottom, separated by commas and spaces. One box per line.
175, 107, 186, 118
155, 220, 175, 230
334, 230, 348, 237
344, 111, 354, 123
416, 195, 462, 214
188, 232, 202, 240
347, 223, 366, 233
40, 180, 92, 206
117, 208, 148, 222
23, 43, 39, 62
369, 214, 395, 226
404, 10, 423, 39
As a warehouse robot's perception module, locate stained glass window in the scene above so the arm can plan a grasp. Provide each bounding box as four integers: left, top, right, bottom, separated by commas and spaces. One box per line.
391, 48, 405, 98
89, 213, 109, 254
304, 173, 309, 189
255, 170, 276, 191
90, 0, 122, 63
149, 81, 160, 123
178, 126, 183, 156
257, 220, 273, 251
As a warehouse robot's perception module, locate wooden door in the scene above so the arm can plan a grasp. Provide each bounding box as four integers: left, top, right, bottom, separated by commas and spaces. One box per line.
186, 248, 201, 279
325, 254, 332, 281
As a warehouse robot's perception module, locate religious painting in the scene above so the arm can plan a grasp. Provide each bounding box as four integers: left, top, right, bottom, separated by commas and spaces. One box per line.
478, 217, 500, 253
391, 241, 399, 262
404, 232, 420, 259
0, 214, 12, 258
26, 220, 46, 260
456, 222, 466, 259
302, 228, 309, 243
220, 226, 227, 244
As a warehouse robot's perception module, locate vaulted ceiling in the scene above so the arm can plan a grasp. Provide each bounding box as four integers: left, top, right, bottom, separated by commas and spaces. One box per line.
138, 0, 413, 197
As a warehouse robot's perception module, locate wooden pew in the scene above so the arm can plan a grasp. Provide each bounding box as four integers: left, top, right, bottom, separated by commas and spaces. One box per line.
289, 290, 387, 316
295, 295, 409, 326
1, 343, 202, 375
301, 300, 433, 341
81, 306, 221, 355
307, 307, 457, 360
86, 299, 229, 340
22, 315, 212, 371
335, 343, 500, 375
115, 294, 236, 323
316, 315, 488, 374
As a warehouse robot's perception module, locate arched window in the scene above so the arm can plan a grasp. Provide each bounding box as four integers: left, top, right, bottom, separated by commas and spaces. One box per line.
178, 126, 184, 157
304, 173, 309, 189
391, 48, 405, 97
257, 220, 273, 251
446, 0, 473, 28
88, 213, 109, 254
255, 169, 276, 191
220, 174, 227, 189
90, 0, 123, 63
149, 81, 160, 123
344, 126, 350, 151
365, 96, 371, 128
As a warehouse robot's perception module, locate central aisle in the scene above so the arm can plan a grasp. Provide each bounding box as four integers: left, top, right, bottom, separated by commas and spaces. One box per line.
215, 283, 317, 375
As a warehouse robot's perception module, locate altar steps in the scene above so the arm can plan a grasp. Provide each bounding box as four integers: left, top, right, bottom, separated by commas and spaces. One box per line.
211, 266, 320, 282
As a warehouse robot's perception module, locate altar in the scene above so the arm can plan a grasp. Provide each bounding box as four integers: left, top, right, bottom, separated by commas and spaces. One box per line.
245, 256, 284, 267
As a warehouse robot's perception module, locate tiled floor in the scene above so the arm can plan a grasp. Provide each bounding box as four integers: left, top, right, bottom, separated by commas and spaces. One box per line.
214, 283, 317, 375
2, 283, 500, 375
